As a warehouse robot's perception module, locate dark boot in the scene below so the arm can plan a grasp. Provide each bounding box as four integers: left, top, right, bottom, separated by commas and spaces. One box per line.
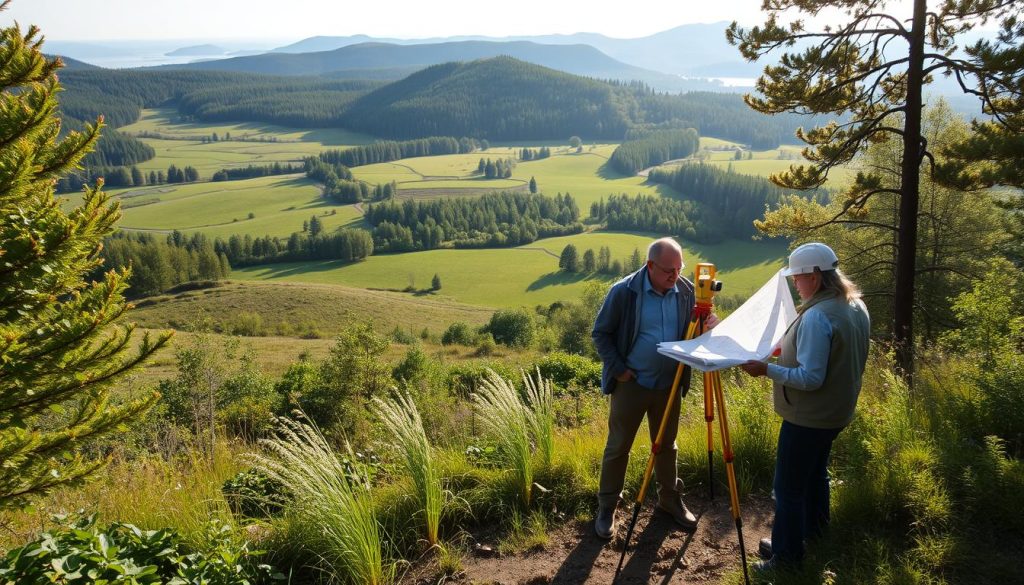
657, 478, 697, 529
759, 537, 773, 559
595, 503, 617, 539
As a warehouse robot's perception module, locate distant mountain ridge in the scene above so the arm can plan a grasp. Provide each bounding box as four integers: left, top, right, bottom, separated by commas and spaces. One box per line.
154, 40, 734, 93
270, 23, 759, 79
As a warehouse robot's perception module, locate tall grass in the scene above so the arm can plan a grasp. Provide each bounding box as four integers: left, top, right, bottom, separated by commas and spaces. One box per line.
371, 390, 443, 548
0, 440, 241, 551
523, 368, 554, 469
473, 369, 535, 510
249, 416, 392, 585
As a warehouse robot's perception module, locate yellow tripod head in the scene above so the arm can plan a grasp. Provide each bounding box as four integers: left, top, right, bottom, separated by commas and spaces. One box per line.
694, 263, 723, 307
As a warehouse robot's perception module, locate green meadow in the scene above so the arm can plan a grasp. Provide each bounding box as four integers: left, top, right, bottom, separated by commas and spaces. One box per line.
120, 107, 377, 145
232, 232, 787, 308
117, 108, 377, 177
111, 174, 363, 238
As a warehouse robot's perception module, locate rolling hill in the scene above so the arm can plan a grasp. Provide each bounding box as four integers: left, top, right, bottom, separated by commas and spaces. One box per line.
155, 40, 722, 92
267, 23, 758, 80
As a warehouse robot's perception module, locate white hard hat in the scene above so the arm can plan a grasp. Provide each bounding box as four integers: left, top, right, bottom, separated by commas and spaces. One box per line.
782, 242, 839, 276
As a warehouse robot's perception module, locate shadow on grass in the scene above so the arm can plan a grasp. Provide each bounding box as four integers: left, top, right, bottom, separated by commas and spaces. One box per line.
526, 271, 611, 292
596, 161, 633, 181
241, 260, 353, 280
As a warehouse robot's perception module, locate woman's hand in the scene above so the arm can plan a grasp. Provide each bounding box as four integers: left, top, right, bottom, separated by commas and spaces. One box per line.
739, 360, 768, 377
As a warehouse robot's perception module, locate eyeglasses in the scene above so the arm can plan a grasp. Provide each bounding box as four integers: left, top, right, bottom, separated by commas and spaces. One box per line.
649, 260, 682, 276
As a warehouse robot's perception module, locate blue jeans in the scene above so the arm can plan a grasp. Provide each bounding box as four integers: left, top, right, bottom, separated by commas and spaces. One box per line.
771, 420, 843, 564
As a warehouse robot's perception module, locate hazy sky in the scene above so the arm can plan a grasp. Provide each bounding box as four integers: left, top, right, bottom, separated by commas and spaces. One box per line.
7, 0, 776, 42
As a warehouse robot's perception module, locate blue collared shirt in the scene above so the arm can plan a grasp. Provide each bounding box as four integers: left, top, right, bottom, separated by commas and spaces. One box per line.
626, 273, 680, 390
766, 308, 833, 390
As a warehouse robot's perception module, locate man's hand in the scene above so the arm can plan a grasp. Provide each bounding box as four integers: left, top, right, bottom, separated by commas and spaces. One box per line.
739, 360, 768, 377
614, 369, 635, 382
706, 313, 721, 329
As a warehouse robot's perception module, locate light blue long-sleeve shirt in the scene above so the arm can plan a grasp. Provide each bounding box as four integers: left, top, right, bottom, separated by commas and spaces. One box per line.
766, 308, 832, 391
625, 273, 680, 390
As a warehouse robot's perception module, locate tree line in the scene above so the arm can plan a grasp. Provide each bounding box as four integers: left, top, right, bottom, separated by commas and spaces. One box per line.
559, 243, 644, 276
318, 136, 480, 168
211, 162, 303, 182
646, 163, 797, 239
303, 158, 397, 203
519, 147, 551, 161
99, 232, 230, 297
215, 226, 374, 267
608, 127, 700, 174
57, 163, 200, 192
477, 157, 516, 179
364, 191, 583, 251
589, 194, 706, 242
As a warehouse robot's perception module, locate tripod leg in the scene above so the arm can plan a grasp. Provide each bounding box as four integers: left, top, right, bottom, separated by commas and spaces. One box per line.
711, 371, 750, 585
704, 371, 715, 500
614, 362, 686, 583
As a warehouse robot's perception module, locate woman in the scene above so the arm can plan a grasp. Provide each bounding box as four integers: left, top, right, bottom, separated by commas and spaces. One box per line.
739, 242, 870, 570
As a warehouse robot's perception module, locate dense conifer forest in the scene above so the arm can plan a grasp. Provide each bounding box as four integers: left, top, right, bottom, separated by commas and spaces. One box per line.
608, 127, 700, 174
364, 191, 583, 251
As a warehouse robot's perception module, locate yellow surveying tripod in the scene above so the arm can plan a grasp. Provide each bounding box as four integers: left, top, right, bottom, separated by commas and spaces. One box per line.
614, 263, 751, 585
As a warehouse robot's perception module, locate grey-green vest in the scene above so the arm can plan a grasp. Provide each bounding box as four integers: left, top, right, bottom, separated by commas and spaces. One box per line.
773, 291, 871, 429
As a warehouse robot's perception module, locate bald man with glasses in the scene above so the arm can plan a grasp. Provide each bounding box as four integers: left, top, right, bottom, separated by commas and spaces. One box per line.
591, 237, 718, 539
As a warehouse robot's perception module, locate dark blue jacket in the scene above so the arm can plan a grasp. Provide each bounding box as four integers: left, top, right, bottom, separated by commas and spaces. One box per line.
591, 266, 695, 395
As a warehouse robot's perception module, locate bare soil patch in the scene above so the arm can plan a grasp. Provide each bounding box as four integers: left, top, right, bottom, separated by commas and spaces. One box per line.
403, 494, 773, 585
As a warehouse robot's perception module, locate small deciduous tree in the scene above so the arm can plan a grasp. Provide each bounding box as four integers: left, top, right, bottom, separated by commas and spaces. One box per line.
0, 11, 171, 509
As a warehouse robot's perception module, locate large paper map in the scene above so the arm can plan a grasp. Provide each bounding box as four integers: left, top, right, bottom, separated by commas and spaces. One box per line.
657, 270, 797, 372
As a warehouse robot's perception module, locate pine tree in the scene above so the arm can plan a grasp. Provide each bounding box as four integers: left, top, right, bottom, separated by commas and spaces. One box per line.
559, 244, 580, 272
728, 0, 1023, 376
529, 176, 537, 194
431, 273, 442, 291
0, 14, 171, 510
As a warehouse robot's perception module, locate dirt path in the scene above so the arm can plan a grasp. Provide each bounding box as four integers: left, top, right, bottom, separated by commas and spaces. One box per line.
404, 495, 773, 585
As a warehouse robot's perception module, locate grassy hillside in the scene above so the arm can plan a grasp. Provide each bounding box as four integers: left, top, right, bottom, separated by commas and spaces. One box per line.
232, 232, 787, 308
130, 280, 493, 339
120, 107, 376, 145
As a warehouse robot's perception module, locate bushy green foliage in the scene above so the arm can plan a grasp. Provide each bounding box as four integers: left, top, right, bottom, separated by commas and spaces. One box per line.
222, 468, 291, 519
441, 322, 476, 345
484, 309, 535, 348
0, 514, 279, 584
534, 352, 601, 393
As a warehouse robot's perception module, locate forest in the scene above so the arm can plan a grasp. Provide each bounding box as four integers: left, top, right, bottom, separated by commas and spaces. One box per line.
364, 191, 583, 251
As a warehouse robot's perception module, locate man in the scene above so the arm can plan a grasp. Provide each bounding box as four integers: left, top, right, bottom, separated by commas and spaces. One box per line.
591, 237, 717, 539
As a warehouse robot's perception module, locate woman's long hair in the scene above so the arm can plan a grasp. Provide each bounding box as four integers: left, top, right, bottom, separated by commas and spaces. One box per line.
819, 268, 862, 302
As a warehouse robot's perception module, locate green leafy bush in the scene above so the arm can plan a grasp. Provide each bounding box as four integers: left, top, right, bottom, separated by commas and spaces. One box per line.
223, 469, 291, 519
535, 352, 601, 394
441, 321, 476, 345
0, 514, 280, 584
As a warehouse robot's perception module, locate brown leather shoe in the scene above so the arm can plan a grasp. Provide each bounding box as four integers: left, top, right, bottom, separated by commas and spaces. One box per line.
594, 503, 617, 539
657, 479, 698, 529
